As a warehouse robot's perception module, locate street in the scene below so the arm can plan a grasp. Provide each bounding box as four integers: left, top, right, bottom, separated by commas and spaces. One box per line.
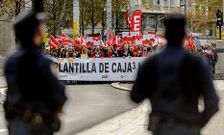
1, 0, 224, 135
74, 82, 224, 135
0, 80, 224, 135
0, 84, 136, 135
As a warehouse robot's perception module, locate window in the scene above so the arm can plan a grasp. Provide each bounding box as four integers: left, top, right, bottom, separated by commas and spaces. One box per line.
180, 0, 184, 6
149, 17, 156, 28
142, 16, 146, 29
164, 0, 168, 7
158, 18, 164, 28
170, 0, 175, 7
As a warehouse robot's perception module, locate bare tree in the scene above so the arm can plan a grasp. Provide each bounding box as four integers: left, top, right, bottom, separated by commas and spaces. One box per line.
44, 0, 73, 35
0, 0, 32, 20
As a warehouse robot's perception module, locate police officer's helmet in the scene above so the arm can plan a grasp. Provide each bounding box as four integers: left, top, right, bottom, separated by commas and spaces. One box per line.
14, 11, 46, 44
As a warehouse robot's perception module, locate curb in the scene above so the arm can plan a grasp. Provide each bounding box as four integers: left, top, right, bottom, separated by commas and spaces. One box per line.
111, 82, 131, 92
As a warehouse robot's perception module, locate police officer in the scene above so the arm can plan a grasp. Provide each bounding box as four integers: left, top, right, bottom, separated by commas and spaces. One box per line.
130, 14, 219, 135
4, 1, 67, 135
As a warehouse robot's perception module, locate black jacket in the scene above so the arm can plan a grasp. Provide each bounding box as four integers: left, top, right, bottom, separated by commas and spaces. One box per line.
4, 45, 67, 116
131, 46, 219, 127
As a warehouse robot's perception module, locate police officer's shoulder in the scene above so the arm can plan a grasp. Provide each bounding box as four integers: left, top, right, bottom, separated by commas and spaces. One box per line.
188, 51, 204, 61
184, 51, 208, 68
38, 53, 54, 66
38, 54, 58, 75
141, 53, 159, 69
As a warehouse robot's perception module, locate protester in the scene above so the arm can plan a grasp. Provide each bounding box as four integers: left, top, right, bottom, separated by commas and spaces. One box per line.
130, 14, 219, 135
107, 46, 113, 57
44, 41, 217, 59
112, 44, 120, 57
43, 31, 218, 75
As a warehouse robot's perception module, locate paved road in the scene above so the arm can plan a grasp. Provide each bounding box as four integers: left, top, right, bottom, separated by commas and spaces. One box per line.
74, 81, 224, 135
0, 84, 136, 135
0, 81, 224, 135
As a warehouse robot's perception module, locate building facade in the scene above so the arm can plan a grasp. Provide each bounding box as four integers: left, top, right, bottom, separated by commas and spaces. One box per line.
110, 0, 185, 36
139, 0, 184, 34
0, 19, 15, 55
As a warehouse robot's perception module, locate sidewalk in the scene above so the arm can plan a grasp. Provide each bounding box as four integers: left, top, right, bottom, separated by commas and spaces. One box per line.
75, 102, 150, 135
75, 99, 224, 135
0, 76, 6, 104
74, 81, 224, 135
112, 80, 224, 92
0, 76, 6, 88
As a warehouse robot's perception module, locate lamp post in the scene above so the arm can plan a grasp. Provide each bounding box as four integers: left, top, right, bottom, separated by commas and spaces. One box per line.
206, 30, 209, 43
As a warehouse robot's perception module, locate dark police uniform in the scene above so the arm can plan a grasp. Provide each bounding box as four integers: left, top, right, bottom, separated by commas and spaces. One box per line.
130, 15, 219, 135
4, 11, 67, 135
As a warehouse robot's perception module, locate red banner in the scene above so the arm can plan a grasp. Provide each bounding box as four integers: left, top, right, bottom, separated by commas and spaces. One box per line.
131, 10, 142, 35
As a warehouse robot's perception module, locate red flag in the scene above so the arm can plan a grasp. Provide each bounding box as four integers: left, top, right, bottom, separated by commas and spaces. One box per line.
107, 31, 115, 41
48, 41, 57, 48
55, 35, 63, 43
115, 35, 123, 46
133, 45, 138, 52
48, 35, 60, 47
59, 34, 73, 44
125, 11, 132, 28
74, 35, 86, 45
75, 36, 82, 44
106, 40, 113, 46
61, 33, 68, 38
186, 34, 194, 48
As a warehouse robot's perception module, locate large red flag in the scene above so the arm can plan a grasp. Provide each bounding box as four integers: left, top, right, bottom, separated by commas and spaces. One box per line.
131, 10, 142, 35
48, 41, 57, 48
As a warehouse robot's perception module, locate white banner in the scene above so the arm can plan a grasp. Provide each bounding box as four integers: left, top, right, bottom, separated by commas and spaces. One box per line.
55, 57, 145, 81
135, 39, 143, 45
122, 32, 130, 37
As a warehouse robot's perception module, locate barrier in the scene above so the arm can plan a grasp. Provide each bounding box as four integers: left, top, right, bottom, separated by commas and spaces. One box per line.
54, 57, 146, 81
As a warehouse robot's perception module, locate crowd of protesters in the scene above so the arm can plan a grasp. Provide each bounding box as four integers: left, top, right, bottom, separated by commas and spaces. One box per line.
43, 44, 165, 58
43, 42, 218, 75
186, 44, 218, 74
